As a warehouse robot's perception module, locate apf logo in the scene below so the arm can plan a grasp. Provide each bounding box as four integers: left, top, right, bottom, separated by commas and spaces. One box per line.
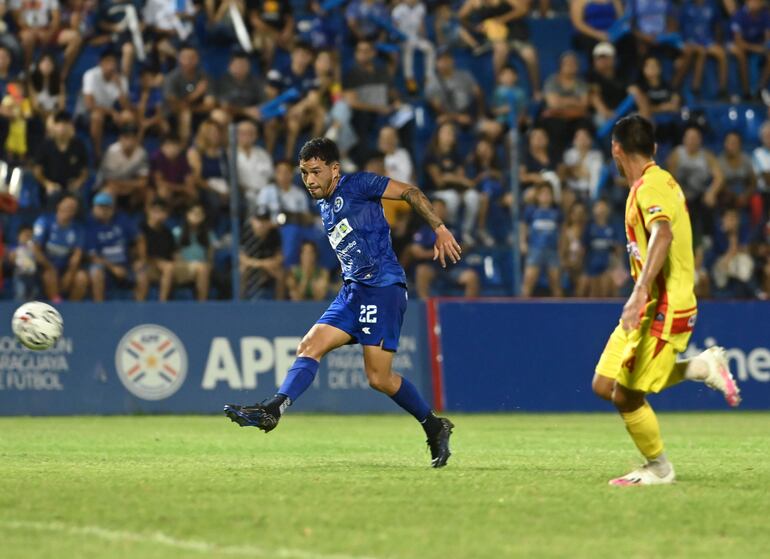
115, 324, 187, 400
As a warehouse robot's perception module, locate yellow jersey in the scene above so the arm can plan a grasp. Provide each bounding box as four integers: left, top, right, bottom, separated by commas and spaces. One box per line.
625, 162, 697, 350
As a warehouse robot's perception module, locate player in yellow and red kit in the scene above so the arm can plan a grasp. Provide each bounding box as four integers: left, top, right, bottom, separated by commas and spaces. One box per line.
592, 115, 741, 486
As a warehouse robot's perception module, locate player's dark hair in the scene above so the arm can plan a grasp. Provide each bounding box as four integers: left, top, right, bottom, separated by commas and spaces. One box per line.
612, 114, 655, 158
275, 159, 294, 169
299, 138, 340, 165
161, 132, 182, 145
53, 110, 72, 123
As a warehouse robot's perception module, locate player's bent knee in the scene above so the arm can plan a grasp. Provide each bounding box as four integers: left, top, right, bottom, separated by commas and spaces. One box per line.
592, 374, 614, 401
612, 384, 645, 412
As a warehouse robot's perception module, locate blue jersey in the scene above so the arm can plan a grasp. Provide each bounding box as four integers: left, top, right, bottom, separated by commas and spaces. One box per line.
525, 206, 562, 251
32, 214, 84, 271
680, 1, 719, 45
317, 172, 406, 287
86, 212, 138, 266
731, 6, 770, 44
584, 221, 618, 275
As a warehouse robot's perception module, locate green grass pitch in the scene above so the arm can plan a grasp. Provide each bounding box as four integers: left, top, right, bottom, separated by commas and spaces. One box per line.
0, 413, 768, 559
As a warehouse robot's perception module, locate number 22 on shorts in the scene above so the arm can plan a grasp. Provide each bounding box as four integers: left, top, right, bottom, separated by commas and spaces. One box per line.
359, 305, 377, 323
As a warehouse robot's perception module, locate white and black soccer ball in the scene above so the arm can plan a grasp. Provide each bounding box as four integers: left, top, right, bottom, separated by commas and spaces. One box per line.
12, 302, 63, 350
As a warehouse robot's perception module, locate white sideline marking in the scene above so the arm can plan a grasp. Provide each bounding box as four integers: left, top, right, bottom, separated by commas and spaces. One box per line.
0, 520, 380, 559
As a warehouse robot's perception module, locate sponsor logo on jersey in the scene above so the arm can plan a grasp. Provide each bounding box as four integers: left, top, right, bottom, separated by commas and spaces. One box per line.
328, 217, 353, 249
362, 327, 371, 335
115, 324, 188, 401
333, 196, 344, 213
647, 205, 663, 215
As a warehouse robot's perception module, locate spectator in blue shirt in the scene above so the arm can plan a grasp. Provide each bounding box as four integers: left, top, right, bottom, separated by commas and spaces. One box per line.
86, 191, 147, 302
521, 182, 563, 297
729, 0, 770, 99
263, 41, 324, 158
32, 194, 88, 302
676, 0, 728, 99
346, 0, 389, 42
626, 0, 683, 73
582, 198, 621, 297
406, 198, 480, 299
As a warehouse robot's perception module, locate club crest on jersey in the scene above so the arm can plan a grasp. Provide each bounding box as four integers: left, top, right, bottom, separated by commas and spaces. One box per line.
647, 205, 663, 215
333, 196, 344, 213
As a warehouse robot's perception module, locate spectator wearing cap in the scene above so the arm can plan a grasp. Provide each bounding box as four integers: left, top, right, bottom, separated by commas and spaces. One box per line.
32, 193, 88, 302
163, 45, 215, 144
264, 41, 324, 159
86, 191, 148, 302
214, 52, 265, 124
729, 0, 770, 100
588, 41, 645, 129
33, 110, 88, 208
98, 124, 150, 212
539, 51, 590, 161
236, 119, 273, 213
425, 49, 483, 128
247, 0, 294, 68
150, 133, 197, 214
240, 210, 284, 300
77, 49, 131, 160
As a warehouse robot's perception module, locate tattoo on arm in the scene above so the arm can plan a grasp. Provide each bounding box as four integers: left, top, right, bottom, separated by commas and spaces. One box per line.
400, 186, 444, 230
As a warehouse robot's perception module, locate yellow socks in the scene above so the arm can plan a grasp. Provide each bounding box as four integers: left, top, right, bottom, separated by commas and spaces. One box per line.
621, 401, 664, 460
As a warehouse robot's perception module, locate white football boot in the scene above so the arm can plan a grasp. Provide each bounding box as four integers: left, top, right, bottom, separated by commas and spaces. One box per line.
609, 462, 676, 486
698, 347, 741, 407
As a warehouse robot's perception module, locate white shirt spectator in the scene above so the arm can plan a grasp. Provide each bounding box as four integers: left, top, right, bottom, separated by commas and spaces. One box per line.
238, 145, 274, 201
384, 147, 413, 183
752, 144, 770, 193
391, 1, 426, 40
256, 183, 310, 223
100, 142, 149, 182
11, 0, 59, 27
143, 0, 196, 38
563, 147, 604, 200
80, 66, 128, 110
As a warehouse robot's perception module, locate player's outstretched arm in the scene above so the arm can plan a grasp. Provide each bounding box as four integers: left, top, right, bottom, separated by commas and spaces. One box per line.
621, 219, 673, 331
382, 179, 462, 268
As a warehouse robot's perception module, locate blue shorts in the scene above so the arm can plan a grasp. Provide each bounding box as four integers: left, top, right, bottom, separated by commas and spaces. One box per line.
317, 282, 408, 352
526, 247, 559, 269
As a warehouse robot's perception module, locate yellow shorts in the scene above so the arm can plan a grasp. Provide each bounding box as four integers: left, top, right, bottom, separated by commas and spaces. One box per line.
595, 318, 688, 394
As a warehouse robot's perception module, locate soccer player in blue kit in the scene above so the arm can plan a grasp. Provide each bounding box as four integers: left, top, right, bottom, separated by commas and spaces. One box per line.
225, 138, 461, 467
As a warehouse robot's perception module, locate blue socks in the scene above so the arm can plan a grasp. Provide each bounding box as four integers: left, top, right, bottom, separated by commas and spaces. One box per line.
278, 356, 319, 403
390, 376, 431, 422
274, 359, 433, 428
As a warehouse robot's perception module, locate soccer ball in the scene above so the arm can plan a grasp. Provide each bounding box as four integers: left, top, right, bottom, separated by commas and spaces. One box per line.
12, 302, 63, 350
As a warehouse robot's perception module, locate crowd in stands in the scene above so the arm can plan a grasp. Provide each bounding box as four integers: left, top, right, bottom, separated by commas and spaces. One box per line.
0, 0, 769, 302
